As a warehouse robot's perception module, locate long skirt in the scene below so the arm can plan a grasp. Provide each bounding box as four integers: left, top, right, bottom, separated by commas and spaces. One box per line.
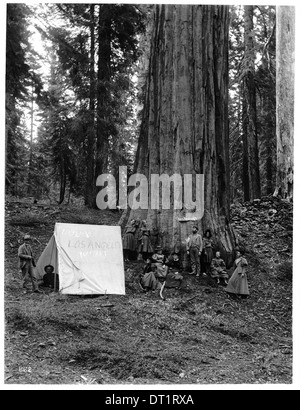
165, 271, 183, 288
225, 269, 249, 296
123, 233, 135, 251
141, 271, 158, 291
139, 235, 153, 254
203, 247, 214, 274
205, 247, 214, 264
155, 263, 168, 279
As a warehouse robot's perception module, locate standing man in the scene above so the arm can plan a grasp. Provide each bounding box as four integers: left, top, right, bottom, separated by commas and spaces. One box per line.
186, 225, 203, 277
18, 234, 42, 293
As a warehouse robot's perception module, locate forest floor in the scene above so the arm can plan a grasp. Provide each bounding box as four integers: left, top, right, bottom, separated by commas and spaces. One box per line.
4, 196, 293, 386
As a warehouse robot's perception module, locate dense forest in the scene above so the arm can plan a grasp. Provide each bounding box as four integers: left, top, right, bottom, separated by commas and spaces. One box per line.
5, 4, 294, 249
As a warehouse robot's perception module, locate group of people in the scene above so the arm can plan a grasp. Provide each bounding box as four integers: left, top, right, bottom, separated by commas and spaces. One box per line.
18, 222, 249, 299
140, 246, 184, 293
123, 220, 250, 298
122, 219, 153, 262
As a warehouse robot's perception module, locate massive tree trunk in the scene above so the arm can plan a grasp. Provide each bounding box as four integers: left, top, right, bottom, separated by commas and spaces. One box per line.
274, 6, 294, 201
123, 5, 235, 265
242, 5, 261, 201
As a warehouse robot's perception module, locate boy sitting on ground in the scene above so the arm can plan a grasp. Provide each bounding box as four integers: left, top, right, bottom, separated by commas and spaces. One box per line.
210, 251, 228, 286
43, 264, 59, 290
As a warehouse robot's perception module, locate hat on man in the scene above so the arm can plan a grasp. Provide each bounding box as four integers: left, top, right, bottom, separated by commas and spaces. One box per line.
24, 234, 31, 240
155, 245, 162, 251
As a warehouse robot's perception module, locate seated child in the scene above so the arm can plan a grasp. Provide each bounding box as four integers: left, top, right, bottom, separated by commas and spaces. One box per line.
151, 246, 168, 279
166, 252, 181, 270
151, 246, 165, 263
165, 253, 183, 289
43, 264, 59, 290
210, 251, 228, 285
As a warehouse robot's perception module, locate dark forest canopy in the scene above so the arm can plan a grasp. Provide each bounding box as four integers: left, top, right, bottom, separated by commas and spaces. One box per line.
5, 4, 293, 217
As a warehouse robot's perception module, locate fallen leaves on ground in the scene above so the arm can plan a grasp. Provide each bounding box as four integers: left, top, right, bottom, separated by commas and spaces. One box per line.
4, 197, 292, 385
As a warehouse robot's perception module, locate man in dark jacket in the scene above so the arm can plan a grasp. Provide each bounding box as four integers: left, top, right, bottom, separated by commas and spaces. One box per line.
18, 234, 42, 293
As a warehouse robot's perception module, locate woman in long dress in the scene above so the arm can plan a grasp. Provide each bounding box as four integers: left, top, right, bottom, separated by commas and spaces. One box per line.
225, 249, 249, 298
151, 246, 168, 279
138, 220, 153, 261
164, 253, 183, 288
140, 258, 158, 292
122, 219, 137, 261
202, 229, 214, 275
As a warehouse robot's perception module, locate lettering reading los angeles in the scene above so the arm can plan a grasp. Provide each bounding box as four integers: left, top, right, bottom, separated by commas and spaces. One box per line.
68, 240, 121, 250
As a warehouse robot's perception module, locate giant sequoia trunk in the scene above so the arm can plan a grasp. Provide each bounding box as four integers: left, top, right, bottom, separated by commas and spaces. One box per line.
242, 5, 261, 201
123, 5, 235, 265
274, 6, 294, 201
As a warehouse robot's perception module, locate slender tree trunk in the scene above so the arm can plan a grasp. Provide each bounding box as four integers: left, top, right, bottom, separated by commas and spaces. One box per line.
58, 146, 66, 205
266, 148, 274, 195
59, 169, 66, 205
263, 88, 276, 196
95, 5, 111, 180
27, 83, 34, 196
85, 4, 97, 207
242, 5, 261, 201
123, 5, 235, 265
274, 6, 294, 200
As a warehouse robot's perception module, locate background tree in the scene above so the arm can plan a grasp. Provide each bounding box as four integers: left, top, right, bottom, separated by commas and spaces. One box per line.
6, 3, 42, 196
228, 6, 244, 202
255, 7, 276, 196
274, 6, 294, 201
241, 5, 261, 201
229, 5, 276, 203
5, 4, 283, 212
50, 4, 145, 207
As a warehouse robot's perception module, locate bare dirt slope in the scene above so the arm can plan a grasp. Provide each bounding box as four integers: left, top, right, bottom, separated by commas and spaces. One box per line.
4, 197, 292, 385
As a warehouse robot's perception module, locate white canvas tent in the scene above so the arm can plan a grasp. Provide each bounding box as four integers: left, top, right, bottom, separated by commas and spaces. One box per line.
36, 223, 125, 295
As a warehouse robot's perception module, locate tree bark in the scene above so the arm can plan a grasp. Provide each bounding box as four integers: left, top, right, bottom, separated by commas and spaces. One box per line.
242, 5, 261, 201
274, 6, 294, 200
123, 5, 235, 265
58, 137, 66, 205
27, 83, 34, 196
85, 4, 97, 207
95, 5, 111, 179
